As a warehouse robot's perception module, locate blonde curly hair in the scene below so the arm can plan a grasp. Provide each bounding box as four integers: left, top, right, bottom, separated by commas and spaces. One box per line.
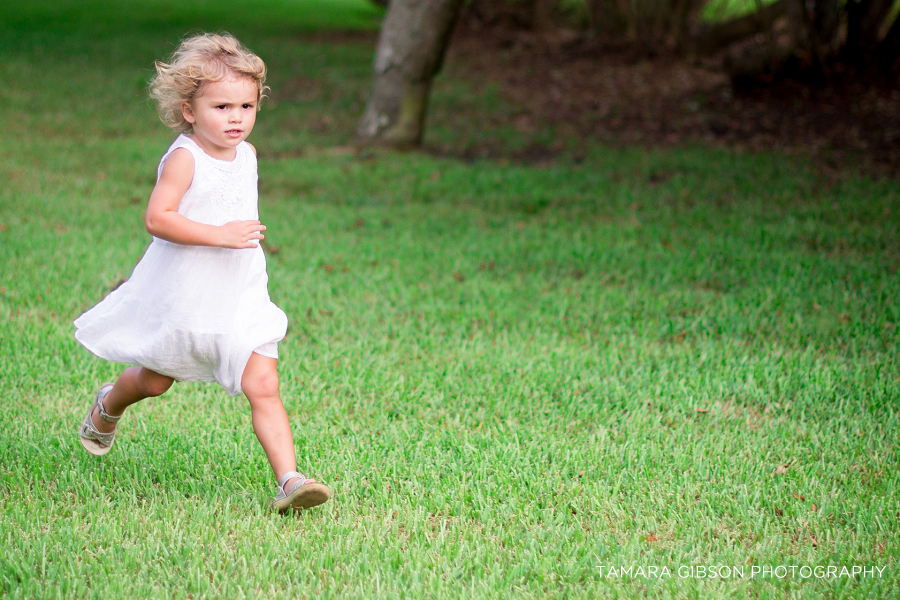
149, 33, 268, 133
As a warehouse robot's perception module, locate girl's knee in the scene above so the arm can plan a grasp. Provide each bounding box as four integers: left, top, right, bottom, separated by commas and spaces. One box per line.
244, 369, 279, 400
139, 369, 174, 397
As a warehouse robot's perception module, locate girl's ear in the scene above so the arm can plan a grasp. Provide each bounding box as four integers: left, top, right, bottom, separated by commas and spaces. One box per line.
181, 102, 196, 124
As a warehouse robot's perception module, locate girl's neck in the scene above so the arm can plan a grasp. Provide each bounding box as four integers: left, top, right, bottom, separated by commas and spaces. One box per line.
186, 133, 239, 162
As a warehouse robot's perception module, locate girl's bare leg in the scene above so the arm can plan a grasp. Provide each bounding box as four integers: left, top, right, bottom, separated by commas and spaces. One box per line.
91, 366, 174, 434
242, 352, 315, 490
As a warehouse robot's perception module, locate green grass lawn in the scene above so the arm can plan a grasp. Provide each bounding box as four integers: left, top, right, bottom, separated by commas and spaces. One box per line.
1, 1, 898, 598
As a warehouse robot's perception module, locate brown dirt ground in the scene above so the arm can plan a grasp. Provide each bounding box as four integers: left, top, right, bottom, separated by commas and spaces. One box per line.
443, 19, 900, 179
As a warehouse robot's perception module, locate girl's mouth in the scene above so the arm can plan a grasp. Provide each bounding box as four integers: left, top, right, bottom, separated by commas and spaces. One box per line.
225, 129, 243, 137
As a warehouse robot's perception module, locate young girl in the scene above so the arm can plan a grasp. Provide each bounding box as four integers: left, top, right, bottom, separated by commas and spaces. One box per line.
74, 33, 329, 512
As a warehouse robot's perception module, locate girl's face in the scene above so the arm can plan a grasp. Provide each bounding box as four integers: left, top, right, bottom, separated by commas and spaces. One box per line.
181, 76, 259, 160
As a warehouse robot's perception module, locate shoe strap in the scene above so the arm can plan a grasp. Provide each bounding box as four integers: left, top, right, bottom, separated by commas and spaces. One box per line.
277, 471, 308, 490
81, 414, 116, 445
96, 385, 121, 423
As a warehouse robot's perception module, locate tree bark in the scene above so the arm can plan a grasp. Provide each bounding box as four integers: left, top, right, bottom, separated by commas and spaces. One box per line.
585, 0, 628, 37
876, 12, 900, 73
691, 0, 789, 55
845, 0, 895, 64
356, 0, 464, 148
530, 0, 558, 31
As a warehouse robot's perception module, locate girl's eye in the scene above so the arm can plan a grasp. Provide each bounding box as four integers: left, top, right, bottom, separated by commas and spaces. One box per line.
216, 105, 227, 110
242, 104, 253, 109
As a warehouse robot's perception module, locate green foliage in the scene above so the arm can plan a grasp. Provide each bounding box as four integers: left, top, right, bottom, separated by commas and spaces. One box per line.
1, 1, 898, 598
699, 0, 782, 22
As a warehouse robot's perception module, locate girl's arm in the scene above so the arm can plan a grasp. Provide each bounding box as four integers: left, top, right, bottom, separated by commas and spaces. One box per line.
144, 148, 265, 249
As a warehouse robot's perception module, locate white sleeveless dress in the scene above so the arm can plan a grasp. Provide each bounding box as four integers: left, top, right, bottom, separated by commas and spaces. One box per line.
74, 135, 288, 396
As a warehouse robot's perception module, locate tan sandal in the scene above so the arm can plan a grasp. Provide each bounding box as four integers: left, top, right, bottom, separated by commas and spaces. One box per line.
78, 384, 119, 456
271, 471, 330, 512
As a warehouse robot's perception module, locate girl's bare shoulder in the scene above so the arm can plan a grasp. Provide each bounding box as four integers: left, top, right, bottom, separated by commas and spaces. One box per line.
160, 147, 195, 182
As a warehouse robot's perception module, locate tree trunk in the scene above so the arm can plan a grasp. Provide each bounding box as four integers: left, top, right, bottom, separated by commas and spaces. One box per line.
585, 0, 629, 37
530, 0, 558, 31
691, 0, 789, 55
671, 0, 709, 48
356, 0, 464, 148
585, 0, 604, 32
797, 0, 841, 75
845, 0, 895, 64
876, 12, 900, 74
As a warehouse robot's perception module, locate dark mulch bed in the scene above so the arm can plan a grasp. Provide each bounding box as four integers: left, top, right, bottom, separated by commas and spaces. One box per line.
444, 19, 900, 179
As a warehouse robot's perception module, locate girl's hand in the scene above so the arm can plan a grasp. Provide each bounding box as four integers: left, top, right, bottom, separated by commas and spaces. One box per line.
218, 220, 266, 249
